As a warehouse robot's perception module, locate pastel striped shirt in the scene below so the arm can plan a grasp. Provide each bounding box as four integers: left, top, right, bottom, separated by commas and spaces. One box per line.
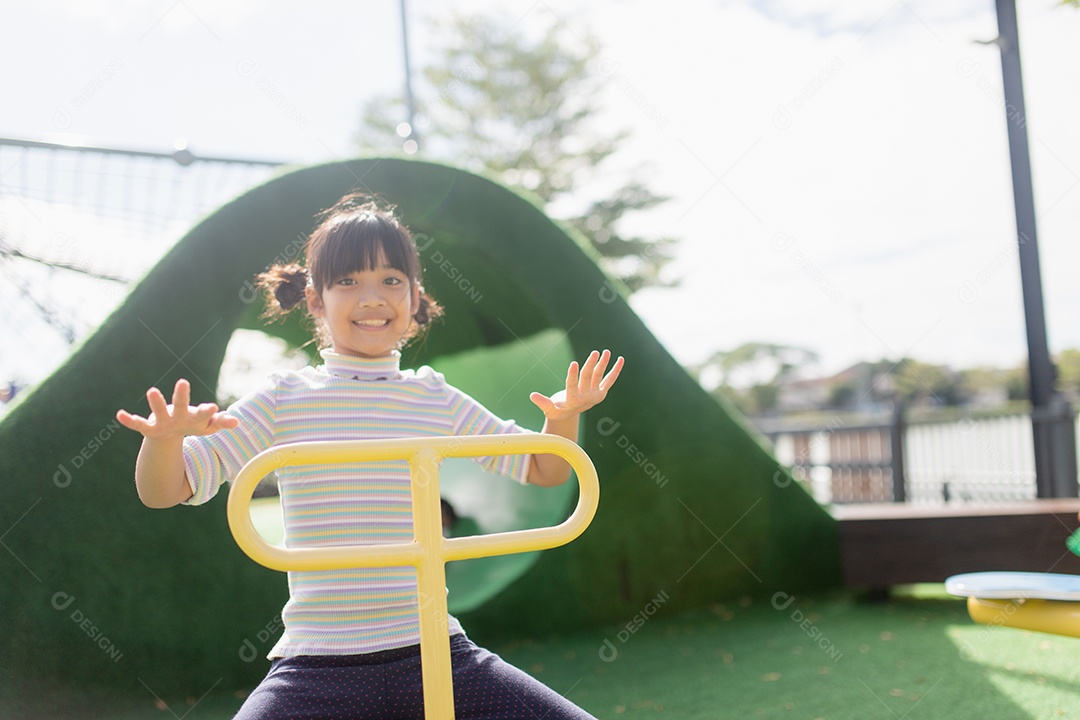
181, 349, 532, 658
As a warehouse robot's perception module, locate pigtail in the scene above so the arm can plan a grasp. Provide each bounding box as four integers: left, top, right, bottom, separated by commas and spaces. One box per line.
257, 263, 310, 320
412, 289, 444, 329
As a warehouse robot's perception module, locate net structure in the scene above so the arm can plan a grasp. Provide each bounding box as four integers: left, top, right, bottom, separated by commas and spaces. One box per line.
0, 137, 284, 399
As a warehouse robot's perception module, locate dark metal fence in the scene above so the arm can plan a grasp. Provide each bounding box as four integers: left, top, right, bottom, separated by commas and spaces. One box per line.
764, 406, 1078, 505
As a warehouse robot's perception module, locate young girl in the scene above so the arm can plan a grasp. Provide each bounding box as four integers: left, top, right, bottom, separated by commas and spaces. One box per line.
116, 193, 623, 720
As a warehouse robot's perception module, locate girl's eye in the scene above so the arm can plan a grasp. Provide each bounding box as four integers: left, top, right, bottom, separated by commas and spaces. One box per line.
384, 276, 403, 286
335, 277, 356, 286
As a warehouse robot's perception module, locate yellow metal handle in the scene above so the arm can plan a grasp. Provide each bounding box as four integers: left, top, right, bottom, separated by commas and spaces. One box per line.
226, 433, 599, 720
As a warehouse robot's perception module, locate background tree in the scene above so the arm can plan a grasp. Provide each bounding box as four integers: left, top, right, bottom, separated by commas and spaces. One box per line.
891, 358, 963, 406
691, 342, 819, 416
1004, 363, 1029, 402
958, 365, 1012, 405
1055, 348, 1080, 400
693, 342, 819, 388
826, 381, 856, 410
356, 11, 677, 293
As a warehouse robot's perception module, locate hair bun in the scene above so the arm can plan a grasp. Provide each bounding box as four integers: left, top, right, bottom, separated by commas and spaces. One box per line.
256, 263, 309, 319
414, 293, 443, 327
274, 264, 308, 311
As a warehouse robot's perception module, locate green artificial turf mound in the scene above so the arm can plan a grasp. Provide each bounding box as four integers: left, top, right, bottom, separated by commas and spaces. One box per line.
0, 158, 838, 711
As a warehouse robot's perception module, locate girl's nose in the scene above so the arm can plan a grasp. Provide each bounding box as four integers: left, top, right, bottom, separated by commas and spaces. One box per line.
356, 285, 387, 306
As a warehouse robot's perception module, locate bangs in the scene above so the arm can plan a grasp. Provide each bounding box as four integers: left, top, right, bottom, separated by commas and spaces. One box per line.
311, 213, 417, 290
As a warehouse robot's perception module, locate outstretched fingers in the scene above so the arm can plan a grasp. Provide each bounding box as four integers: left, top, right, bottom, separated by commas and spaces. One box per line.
117, 378, 237, 438
205, 409, 240, 433
566, 358, 581, 393
530, 391, 556, 415
578, 349, 623, 392
578, 350, 601, 389
144, 384, 170, 423
171, 377, 191, 409
115, 408, 151, 433
598, 353, 624, 392
569, 349, 624, 409
116, 384, 172, 434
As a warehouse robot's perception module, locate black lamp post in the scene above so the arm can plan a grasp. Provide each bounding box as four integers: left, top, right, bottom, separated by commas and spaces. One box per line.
994, 0, 1077, 497
400, 0, 419, 153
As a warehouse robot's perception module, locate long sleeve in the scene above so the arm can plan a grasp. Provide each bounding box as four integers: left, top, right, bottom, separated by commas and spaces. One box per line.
181, 378, 278, 505
445, 383, 532, 486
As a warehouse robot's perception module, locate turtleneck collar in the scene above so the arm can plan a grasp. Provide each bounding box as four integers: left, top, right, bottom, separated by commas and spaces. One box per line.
320, 349, 403, 381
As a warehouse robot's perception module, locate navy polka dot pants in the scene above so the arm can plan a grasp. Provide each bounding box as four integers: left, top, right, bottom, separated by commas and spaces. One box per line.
233, 634, 597, 719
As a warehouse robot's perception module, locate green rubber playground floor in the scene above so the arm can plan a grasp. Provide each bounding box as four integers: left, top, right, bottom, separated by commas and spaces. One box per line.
23, 588, 1080, 719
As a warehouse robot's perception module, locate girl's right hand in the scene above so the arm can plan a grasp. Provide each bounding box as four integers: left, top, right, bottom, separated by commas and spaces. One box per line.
117, 378, 239, 440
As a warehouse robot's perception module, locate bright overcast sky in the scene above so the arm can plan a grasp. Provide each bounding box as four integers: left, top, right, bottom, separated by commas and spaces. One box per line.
2, 0, 1079, 387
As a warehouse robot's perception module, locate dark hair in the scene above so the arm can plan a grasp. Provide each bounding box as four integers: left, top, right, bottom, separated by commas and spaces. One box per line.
257, 193, 442, 348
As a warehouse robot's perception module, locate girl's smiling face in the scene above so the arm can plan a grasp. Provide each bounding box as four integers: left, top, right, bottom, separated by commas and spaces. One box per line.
306, 254, 420, 358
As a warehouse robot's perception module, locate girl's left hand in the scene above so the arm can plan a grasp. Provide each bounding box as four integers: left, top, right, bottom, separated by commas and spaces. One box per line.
530, 349, 624, 422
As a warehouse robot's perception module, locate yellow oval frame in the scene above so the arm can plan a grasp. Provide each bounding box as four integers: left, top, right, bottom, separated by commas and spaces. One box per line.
227, 434, 599, 720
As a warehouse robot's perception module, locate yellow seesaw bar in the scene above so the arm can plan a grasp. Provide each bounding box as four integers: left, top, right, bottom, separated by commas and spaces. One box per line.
227, 434, 600, 720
